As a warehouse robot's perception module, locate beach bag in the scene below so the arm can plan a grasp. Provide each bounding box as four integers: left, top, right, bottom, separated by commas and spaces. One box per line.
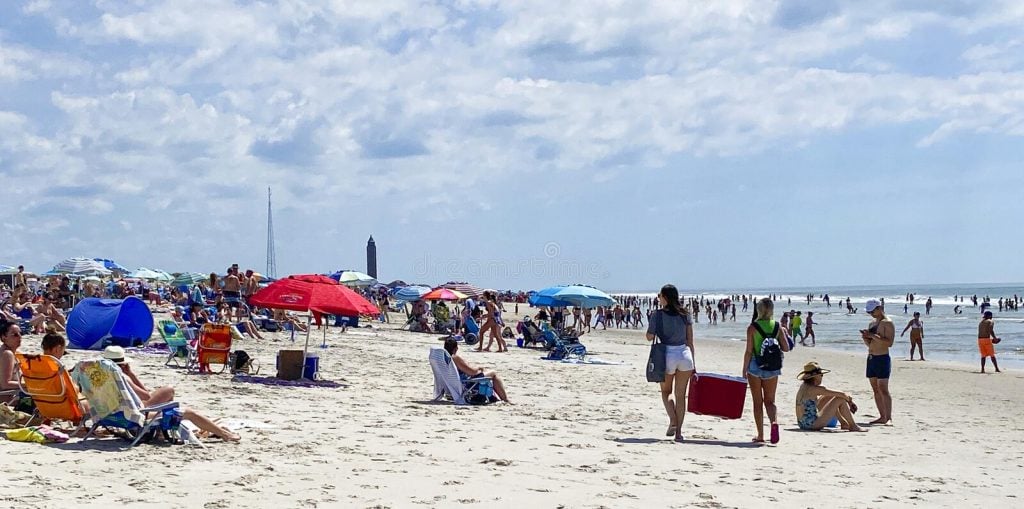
646, 311, 667, 382
230, 350, 255, 374
752, 322, 783, 371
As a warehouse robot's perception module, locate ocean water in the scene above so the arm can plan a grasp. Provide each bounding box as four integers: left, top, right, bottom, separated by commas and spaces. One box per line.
615, 283, 1024, 369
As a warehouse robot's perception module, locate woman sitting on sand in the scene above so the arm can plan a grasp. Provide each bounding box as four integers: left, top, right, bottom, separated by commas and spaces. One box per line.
794, 362, 866, 433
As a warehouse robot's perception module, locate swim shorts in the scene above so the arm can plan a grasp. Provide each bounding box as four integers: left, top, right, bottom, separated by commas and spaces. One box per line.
224, 290, 242, 308
978, 338, 995, 357
865, 353, 891, 379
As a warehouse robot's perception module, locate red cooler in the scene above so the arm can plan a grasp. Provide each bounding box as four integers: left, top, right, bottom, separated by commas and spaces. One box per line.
687, 373, 747, 420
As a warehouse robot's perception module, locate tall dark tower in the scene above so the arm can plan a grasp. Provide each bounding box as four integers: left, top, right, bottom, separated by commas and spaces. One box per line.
366, 235, 377, 279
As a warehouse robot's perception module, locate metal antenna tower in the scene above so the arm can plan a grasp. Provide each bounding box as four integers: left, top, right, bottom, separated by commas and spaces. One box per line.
265, 187, 277, 278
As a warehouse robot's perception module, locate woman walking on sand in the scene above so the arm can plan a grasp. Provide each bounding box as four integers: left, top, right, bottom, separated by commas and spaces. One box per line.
478, 292, 507, 352
646, 284, 695, 443
743, 297, 791, 444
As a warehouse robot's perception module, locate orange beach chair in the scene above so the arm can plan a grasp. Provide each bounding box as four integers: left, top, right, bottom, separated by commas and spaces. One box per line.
16, 353, 86, 428
194, 323, 232, 374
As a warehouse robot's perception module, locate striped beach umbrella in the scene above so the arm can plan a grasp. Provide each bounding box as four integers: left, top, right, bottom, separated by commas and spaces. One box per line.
440, 282, 483, 299
51, 258, 111, 276
393, 285, 431, 302
422, 288, 468, 301
171, 272, 208, 286
332, 270, 377, 287
129, 267, 164, 280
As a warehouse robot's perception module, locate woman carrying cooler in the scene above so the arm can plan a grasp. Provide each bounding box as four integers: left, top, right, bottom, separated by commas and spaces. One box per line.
742, 297, 791, 444
645, 284, 695, 443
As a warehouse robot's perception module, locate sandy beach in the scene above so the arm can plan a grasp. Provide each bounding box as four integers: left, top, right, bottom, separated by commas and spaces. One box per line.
3, 309, 1023, 509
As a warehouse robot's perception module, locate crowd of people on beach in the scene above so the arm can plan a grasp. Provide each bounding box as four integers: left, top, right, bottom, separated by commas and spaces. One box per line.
642, 284, 1010, 444
1, 261, 1016, 447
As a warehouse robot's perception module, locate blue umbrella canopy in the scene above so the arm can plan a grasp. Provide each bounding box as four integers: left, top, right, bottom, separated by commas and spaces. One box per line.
393, 285, 431, 302
93, 258, 129, 272
547, 285, 615, 308
529, 286, 574, 307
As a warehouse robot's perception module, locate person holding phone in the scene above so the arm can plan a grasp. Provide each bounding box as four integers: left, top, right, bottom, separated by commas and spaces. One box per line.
861, 299, 894, 425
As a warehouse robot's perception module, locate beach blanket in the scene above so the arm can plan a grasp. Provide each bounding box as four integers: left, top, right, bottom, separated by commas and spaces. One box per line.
231, 374, 345, 388
126, 344, 170, 357
72, 359, 144, 427
540, 356, 625, 365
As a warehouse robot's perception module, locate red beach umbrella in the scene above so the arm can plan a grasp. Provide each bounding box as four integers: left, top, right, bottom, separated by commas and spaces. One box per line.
250, 274, 379, 316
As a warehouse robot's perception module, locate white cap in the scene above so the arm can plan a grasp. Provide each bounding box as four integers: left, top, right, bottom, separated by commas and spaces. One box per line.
865, 299, 881, 313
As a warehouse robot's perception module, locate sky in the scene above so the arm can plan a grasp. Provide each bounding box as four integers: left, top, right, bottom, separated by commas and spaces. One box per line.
2, 0, 1024, 292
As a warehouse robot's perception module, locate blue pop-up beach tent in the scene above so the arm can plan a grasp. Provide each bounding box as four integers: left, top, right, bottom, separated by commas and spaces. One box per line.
66, 297, 154, 350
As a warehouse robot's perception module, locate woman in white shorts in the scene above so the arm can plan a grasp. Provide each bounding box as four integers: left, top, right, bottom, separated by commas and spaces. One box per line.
646, 284, 695, 443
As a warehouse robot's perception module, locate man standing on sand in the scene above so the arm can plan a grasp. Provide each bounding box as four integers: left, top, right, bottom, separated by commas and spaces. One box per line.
222, 267, 242, 323
861, 299, 894, 425
978, 311, 1001, 373
14, 265, 27, 288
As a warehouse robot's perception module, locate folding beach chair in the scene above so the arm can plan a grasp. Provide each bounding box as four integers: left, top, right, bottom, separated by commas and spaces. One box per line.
16, 353, 85, 429
194, 323, 232, 374
157, 319, 197, 368
521, 319, 545, 347
428, 347, 493, 406
71, 359, 181, 446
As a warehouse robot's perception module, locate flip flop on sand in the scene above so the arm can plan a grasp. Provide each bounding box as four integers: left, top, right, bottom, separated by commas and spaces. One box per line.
770, 423, 780, 444
666, 425, 676, 437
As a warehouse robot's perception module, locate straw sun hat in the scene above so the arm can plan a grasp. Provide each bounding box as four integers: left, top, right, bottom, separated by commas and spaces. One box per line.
797, 361, 829, 380
102, 345, 130, 364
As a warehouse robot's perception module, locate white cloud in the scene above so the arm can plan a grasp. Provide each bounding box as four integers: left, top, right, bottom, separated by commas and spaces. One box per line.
3, 0, 1024, 276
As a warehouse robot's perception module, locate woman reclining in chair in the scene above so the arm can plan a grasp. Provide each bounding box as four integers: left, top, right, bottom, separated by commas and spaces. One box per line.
90, 345, 241, 441
443, 338, 511, 403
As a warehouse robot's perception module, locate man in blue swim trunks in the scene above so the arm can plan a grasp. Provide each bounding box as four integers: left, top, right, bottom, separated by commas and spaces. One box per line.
861, 299, 894, 425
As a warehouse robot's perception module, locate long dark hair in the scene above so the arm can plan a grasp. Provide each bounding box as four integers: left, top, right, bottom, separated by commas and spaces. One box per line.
660, 284, 686, 316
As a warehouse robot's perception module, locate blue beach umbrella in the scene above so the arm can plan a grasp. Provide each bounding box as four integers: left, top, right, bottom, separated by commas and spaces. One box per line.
93, 258, 129, 272
529, 286, 574, 308
548, 285, 615, 308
